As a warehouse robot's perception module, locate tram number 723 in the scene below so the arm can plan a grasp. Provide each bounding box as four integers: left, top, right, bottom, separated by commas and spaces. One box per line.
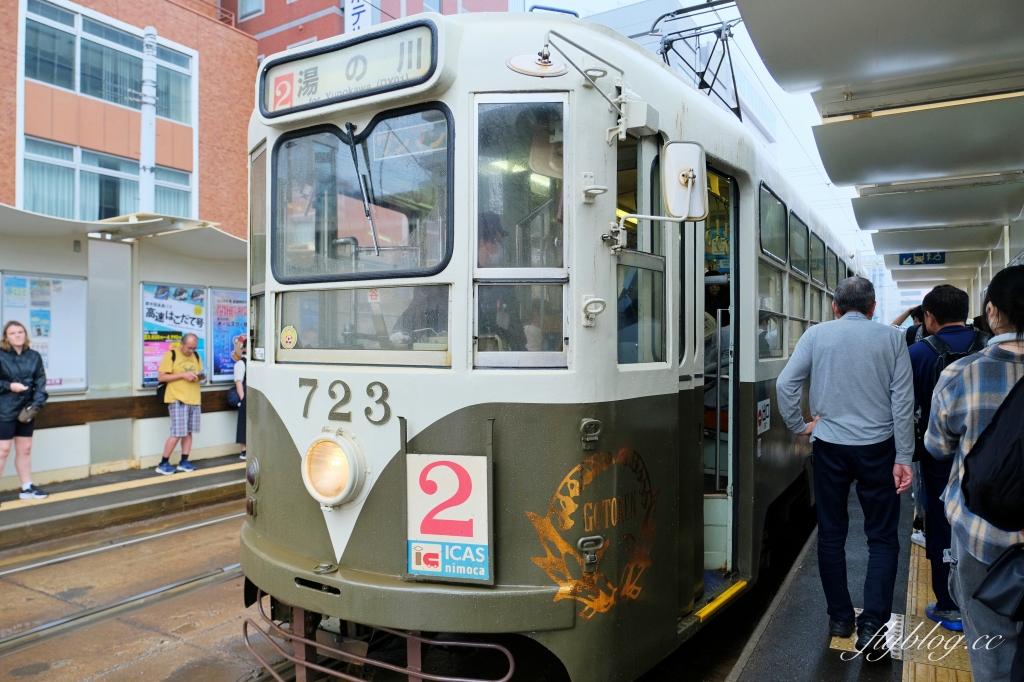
298, 377, 391, 425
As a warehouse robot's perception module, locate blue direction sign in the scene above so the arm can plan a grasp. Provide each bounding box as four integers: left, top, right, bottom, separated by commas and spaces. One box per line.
898, 252, 946, 266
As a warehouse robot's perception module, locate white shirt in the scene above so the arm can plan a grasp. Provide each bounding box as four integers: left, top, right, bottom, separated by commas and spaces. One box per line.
233, 358, 246, 383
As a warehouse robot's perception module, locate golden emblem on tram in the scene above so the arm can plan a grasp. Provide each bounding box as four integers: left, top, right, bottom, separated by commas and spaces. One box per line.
526, 448, 659, 619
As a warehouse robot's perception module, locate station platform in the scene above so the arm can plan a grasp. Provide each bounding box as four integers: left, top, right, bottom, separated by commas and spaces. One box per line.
0, 454, 245, 549
729, 485, 973, 682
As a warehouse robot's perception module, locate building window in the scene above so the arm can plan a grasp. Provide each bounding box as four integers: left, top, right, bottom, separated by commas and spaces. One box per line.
156, 66, 190, 123
80, 40, 142, 109
28, 0, 75, 27
80, 150, 139, 220
25, 20, 75, 90
24, 137, 192, 220
239, 0, 264, 19
24, 138, 75, 218
22, 7, 194, 122
155, 166, 191, 217
82, 17, 143, 52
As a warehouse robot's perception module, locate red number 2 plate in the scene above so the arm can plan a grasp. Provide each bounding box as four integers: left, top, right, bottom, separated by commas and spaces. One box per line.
406, 453, 491, 582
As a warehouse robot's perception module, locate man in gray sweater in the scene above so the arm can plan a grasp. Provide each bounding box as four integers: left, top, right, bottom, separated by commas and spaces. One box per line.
777, 276, 914, 655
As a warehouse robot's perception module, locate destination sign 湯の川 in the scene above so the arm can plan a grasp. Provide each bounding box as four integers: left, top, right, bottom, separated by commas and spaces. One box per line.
898, 252, 946, 266
263, 24, 434, 115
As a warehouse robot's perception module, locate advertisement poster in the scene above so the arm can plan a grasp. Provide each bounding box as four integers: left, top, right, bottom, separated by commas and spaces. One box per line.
210, 289, 247, 383
1, 273, 87, 392
142, 284, 207, 387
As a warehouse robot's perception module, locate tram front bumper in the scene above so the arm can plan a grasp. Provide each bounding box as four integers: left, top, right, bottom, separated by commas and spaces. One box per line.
241, 522, 576, 633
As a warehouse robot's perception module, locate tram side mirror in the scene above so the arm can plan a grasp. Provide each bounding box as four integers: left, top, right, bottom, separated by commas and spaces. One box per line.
662, 141, 709, 221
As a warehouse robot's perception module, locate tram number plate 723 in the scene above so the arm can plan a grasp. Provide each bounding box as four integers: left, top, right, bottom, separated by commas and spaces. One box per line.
406, 454, 492, 583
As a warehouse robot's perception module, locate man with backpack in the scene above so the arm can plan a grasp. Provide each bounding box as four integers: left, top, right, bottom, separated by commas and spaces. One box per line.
908, 285, 990, 631
155, 333, 205, 475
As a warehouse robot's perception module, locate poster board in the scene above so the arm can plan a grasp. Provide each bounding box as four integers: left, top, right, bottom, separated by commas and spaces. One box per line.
1, 273, 88, 393
141, 283, 207, 388
209, 289, 247, 383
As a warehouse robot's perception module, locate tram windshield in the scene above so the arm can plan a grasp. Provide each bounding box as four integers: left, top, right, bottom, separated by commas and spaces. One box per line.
273, 106, 450, 281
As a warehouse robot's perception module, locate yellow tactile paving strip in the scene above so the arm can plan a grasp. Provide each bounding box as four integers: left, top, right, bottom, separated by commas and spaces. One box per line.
824, 542, 974, 677
0, 462, 245, 511
902, 543, 973, 681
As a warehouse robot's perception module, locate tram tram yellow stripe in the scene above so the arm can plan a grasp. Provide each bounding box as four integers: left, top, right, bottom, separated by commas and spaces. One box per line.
695, 580, 748, 622
0, 462, 245, 511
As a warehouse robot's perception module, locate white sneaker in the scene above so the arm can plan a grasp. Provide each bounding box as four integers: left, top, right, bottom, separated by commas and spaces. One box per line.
911, 530, 926, 548
239, 452, 247, 460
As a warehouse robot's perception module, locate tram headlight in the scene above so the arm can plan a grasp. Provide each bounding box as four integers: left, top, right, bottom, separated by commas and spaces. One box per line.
301, 439, 363, 507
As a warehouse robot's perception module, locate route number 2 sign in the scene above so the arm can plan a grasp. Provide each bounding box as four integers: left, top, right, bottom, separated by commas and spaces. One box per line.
406, 454, 491, 583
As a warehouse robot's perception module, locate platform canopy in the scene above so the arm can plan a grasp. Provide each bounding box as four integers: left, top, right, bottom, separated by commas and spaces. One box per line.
736, 0, 1024, 303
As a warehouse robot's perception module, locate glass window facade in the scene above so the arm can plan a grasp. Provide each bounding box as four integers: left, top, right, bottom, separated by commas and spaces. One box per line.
25, 20, 75, 90
80, 40, 142, 109
156, 66, 190, 123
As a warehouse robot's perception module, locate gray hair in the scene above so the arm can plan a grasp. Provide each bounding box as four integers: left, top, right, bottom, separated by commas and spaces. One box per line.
833, 276, 875, 316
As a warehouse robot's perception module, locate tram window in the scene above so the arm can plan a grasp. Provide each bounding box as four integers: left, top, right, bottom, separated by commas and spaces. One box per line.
758, 261, 784, 314
789, 213, 808, 275
272, 106, 451, 282
789, 320, 807, 354
278, 285, 449, 353
758, 184, 787, 264
788, 279, 807, 354
826, 293, 835, 320
250, 146, 267, 287
616, 136, 640, 251
758, 261, 784, 359
809, 287, 823, 322
789, 278, 806, 319
810, 233, 826, 285
617, 263, 665, 364
826, 249, 839, 290
477, 102, 563, 269
475, 284, 563, 354
251, 294, 264, 360
704, 172, 732, 275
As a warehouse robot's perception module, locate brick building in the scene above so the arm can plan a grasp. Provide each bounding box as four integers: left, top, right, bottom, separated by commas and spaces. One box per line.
222, 0, 513, 61
6, 0, 257, 238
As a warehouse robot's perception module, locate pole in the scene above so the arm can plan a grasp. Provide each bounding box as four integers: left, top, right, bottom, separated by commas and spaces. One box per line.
139, 27, 158, 214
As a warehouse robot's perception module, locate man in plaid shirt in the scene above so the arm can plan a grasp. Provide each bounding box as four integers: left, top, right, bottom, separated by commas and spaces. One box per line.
925, 266, 1024, 682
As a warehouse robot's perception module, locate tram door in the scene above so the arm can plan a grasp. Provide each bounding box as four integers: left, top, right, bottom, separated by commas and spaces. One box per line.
700, 170, 735, 573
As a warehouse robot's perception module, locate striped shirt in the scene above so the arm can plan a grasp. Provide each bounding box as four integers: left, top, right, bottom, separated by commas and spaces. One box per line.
925, 344, 1024, 564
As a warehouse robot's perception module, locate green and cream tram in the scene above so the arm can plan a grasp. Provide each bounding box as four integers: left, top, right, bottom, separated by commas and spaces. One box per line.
241, 12, 859, 682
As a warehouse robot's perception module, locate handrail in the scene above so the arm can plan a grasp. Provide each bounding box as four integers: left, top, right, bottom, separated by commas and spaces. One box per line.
529, 5, 579, 17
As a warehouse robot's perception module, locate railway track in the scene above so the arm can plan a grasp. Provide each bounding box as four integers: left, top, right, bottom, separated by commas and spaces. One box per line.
0, 510, 246, 658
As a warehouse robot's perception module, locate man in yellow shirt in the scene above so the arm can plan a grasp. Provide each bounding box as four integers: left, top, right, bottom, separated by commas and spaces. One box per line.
156, 333, 204, 475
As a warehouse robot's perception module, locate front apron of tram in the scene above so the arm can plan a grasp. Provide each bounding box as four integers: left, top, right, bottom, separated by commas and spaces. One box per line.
811, 436, 900, 627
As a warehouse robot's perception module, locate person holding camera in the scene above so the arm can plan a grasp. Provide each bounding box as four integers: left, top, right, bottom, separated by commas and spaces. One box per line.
0, 321, 49, 501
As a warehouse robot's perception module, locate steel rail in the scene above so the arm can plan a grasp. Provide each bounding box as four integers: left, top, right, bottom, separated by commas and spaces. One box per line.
0, 563, 243, 655
0, 511, 245, 578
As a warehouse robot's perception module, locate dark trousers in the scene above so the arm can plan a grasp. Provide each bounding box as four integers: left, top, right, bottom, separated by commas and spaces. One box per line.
921, 451, 956, 611
813, 437, 901, 626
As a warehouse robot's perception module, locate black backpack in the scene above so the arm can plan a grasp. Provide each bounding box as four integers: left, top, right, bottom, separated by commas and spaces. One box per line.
922, 330, 990, 386
155, 350, 175, 402
962, 376, 1024, 532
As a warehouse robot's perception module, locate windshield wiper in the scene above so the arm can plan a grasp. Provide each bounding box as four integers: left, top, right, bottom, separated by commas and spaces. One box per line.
344, 122, 380, 256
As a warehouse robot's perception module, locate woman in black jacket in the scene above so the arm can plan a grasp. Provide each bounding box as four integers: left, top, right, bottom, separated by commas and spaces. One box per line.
0, 321, 49, 501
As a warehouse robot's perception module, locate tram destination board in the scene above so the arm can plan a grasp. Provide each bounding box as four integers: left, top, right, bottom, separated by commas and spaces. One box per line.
260, 21, 436, 118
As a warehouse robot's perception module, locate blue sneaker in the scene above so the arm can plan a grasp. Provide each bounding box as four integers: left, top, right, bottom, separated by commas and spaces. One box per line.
155, 461, 176, 475
926, 601, 964, 631
176, 460, 197, 473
